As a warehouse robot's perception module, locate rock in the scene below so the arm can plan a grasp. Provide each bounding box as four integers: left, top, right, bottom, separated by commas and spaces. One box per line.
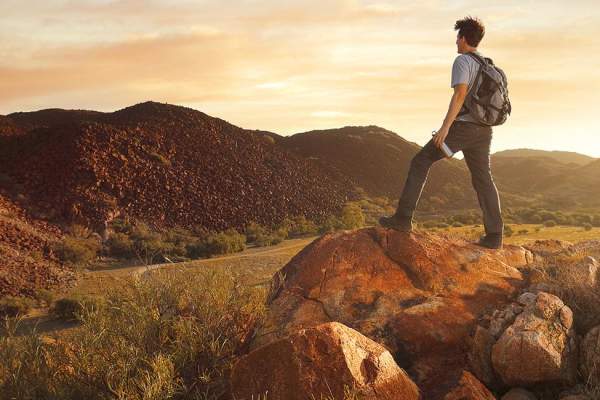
443, 371, 496, 400
580, 325, 600, 386
254, 228, 531, 399
230, 321, 420, 400
501, 388, 537, 400
491, 292, 577, 386
468, 326, 497, 386
571, 256, 598, 286
523, 239, 575, 259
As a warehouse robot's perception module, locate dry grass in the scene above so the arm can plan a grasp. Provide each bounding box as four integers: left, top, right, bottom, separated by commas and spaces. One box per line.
1, 267, 267, 400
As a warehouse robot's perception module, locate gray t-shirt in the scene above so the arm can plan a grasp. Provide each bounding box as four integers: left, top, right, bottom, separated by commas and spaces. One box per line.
451, 50, 484, 123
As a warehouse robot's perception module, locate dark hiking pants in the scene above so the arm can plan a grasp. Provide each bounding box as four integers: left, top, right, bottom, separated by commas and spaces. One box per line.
395, 120, 503, 235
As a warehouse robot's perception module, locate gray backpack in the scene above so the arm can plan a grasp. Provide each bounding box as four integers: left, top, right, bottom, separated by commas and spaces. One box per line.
457, 52, 511, 126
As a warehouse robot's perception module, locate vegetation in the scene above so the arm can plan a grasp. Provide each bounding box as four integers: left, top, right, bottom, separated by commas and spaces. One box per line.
0, 268, 267, 400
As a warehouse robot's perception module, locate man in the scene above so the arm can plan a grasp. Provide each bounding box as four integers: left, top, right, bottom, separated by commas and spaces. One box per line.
379, 16, 504, 249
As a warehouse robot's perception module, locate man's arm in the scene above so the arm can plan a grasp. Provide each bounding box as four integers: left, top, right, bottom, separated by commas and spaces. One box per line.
433, 83, 468, 148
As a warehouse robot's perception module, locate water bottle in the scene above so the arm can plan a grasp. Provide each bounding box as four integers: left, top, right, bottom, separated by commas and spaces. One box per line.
431, 131, 454, 158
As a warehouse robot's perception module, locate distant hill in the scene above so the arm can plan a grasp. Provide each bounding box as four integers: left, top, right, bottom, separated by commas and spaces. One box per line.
491, 153, 600, 208
0, 102, 358, 232
278, 125, 479, 211
493, 148, 596, 166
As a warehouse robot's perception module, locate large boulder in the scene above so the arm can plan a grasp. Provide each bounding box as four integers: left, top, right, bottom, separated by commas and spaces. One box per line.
253, 228, 531, 398
230, 321, 420, 400
491, 292, 578, 386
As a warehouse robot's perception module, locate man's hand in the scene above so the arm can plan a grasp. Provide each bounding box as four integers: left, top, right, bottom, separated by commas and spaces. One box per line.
435, 83, 468, 149
433, 127, 449, 149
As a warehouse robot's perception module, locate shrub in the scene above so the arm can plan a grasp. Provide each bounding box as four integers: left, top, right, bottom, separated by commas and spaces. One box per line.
254, 228, 286, 247
504, 225, 514, 237
517, 229, 529, 235
340, 203, 365, 230
288, 216, 319, 237
129, 222, 172, 264
244, 221, 266, 243
451, 221, 464, 227
53, 236, 101, 266
51, 295, 106, 321
105, 232, 135, 258
319, 215, 344, 234
0, 296, 34, 318
583, 223, 593, 231
543, 220, 557, 227
204, 229, 246, 257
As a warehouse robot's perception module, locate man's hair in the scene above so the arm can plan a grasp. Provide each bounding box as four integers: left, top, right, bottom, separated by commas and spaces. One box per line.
454, 16, 485, 47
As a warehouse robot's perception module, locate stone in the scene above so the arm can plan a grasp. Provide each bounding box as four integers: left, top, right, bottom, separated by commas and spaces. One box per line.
230, 321, 420, 400
491, 292, 577, 386
443, 370, 496, 400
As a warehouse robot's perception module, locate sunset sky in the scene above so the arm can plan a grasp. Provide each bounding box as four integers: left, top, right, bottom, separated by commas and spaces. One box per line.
2, 0, 600, 158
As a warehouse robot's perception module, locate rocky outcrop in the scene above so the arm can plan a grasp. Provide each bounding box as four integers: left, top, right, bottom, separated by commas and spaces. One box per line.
230, 321, 420, 400
491, 292, 577, 386
253, 228, 531, 398
0, 194, 73, 297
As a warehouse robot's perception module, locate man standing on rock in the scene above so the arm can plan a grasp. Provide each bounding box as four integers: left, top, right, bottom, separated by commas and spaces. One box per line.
379, 16, 504, 249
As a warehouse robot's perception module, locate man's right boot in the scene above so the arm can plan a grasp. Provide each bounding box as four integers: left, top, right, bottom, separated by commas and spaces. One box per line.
378, 214, 413, 232
475, 233, 503, 249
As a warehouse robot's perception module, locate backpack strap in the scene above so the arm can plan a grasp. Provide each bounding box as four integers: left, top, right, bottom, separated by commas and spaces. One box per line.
465, 51, 487, 66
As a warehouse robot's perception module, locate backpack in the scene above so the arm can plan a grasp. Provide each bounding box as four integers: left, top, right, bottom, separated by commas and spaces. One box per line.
457, 52, 512, 126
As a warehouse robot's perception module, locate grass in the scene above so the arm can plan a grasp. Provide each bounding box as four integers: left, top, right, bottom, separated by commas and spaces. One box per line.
1, 267, 267, 400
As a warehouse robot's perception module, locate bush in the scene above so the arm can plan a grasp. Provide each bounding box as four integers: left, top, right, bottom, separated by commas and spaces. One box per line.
105, 232, 135, 258
583, 223, 593, 231
0, 296, 34, 318
504, 225, 514, 237
0, 268, 266, 399
204, 229, 246, 257
451, 221, 464, 227
319, 215, 344, 234
340, 203, 365, 230
517, 229, 529, 235
288, 216, 318, 237
51, 295, 106, 321
543, 220, 557, 227
53, 236, 101, 266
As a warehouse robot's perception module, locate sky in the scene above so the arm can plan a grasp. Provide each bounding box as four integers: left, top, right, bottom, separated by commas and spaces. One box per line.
2, 0, 600, 158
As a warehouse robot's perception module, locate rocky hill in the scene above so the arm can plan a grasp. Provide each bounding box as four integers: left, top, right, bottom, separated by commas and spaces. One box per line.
0, 102, 359, 232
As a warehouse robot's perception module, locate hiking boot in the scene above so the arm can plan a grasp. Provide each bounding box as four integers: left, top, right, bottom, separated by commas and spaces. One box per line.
475, 233, 503, 249
379, 214, 413, 232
